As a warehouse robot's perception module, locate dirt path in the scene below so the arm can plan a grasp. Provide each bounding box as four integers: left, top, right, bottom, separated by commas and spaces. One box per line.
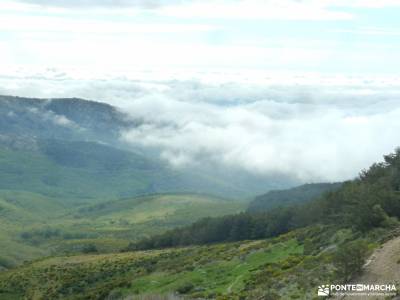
227, 275, 243, 293
357, 236, 400, 285
338, 236, 400, 299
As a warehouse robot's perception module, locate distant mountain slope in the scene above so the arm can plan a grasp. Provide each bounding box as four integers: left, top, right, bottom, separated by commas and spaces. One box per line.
247, 182, 342, 213
0, 95, 135, 145
0, 139, 259, 203
0, 95, 296, 199
0, 140, 160, 202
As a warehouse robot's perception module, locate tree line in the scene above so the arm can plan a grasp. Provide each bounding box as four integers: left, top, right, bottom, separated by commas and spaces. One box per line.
129, 148, 400, 251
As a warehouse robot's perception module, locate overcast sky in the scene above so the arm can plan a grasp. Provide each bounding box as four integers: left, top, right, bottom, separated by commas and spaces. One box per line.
1, 0, 400, 73
1, 0, 400, 182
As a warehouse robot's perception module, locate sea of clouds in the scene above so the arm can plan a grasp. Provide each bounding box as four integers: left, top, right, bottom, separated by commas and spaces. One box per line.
1, 67, 400, 182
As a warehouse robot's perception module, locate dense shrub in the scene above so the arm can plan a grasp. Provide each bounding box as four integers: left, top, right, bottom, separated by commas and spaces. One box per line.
333, 239, 369, 281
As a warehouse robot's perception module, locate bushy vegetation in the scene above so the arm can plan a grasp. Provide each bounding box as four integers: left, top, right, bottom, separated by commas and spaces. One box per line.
333, 239, 369, 281
0, 231, 310, 299
0, 224, 387, 299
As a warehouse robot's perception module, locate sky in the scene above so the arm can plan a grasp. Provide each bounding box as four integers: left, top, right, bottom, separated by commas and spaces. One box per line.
1, 0, 400, 182
1, 0, 400, 73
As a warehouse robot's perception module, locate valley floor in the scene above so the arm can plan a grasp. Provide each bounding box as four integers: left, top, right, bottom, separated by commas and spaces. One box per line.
0, 192, 246, 268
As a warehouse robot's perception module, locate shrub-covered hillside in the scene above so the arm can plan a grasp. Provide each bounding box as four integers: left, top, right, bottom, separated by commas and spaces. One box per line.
0, 225, 385, 300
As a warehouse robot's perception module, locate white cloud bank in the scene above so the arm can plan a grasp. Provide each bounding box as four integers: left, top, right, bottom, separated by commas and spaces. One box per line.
1, 68, 400, 182
119, 84, 400, 182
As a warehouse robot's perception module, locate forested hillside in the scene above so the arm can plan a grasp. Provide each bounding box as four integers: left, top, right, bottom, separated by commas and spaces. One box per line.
247, 182, 342, 213
131, 149, 400, 250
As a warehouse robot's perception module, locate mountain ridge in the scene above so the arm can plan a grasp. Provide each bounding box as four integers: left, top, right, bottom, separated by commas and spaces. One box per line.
0, 95, 298, 199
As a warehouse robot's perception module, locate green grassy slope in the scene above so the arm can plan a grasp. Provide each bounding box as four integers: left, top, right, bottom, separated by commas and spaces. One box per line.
0, 192, 246, 267
39, 194, 246, 254
72, 194, 243, 232
0, 190, 66, 267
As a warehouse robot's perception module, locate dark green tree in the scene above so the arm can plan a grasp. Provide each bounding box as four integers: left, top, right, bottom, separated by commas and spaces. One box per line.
333, 239, 369, 281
